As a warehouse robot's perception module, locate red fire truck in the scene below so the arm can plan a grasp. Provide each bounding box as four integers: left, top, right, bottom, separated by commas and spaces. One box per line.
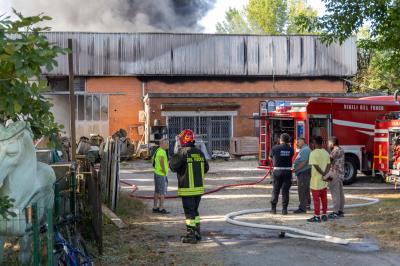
373, 112, 400, 185
258, 96, 400, 184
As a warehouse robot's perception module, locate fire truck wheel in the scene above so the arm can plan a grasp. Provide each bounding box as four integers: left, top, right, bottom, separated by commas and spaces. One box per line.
344, 155, 358, 185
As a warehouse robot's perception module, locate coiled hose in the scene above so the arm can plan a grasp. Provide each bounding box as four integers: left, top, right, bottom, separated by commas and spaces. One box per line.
225, 194, 380, 245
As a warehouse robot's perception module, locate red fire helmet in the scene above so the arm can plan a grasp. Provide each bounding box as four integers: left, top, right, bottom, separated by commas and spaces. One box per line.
178, 129, 194, 145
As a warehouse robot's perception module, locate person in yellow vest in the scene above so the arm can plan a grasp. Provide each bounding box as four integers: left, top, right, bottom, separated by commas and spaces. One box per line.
152, 138, 170, 214
169, 129, 209, 244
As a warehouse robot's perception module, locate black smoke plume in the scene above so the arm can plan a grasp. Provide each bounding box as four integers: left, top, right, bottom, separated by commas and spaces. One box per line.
11, 0, 216, 32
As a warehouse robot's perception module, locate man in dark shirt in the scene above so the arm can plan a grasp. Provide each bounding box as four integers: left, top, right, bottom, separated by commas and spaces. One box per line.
269, 133, 294, 215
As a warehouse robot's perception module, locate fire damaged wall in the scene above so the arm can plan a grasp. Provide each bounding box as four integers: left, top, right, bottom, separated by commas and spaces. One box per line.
41, 33, 357, 77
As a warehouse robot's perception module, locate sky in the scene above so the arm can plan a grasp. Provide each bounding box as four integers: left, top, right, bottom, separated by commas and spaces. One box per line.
199, 0, 326, 33
0, 0, 326, 33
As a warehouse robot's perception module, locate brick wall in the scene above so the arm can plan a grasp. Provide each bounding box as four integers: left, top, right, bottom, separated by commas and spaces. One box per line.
86, 77, 144, 140
149, 97, 297, 137
85, 76, 345, 140
145, 79, 345, 94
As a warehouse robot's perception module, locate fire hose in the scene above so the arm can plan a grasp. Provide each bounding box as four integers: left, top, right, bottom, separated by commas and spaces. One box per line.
121, 169, 381, 245
225, 194, 380, 245
120, 169, 272, 200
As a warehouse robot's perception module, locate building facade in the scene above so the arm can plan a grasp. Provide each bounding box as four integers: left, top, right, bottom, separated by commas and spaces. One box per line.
42, 32, 358, 152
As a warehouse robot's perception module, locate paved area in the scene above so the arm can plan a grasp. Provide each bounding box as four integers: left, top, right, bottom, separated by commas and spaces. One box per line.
119, 160, 400, 266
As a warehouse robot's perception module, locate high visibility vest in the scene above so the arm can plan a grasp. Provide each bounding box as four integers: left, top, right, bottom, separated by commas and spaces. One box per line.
153, 148, 168, 176
171, 146, 207, 197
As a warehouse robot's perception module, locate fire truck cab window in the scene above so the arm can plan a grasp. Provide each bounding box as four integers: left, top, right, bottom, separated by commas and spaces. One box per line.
270, 119, 295, 147
309, 118, 330, 147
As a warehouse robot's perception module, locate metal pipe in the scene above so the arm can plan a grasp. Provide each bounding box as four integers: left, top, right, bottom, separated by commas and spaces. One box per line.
32, 203, 40, 266
394, 89, 399, 102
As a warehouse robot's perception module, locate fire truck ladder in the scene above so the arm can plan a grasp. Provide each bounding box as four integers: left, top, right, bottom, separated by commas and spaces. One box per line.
259, 118, 268, 161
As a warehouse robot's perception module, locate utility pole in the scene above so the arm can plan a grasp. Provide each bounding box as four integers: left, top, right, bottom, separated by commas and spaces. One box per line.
68, 39, 76, 161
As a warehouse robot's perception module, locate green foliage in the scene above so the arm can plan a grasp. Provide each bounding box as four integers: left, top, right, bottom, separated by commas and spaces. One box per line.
247, 0, 287, 34
287, 0, 318, 34
0, 196, 16, 219
298, 0, 400, 92
0, 10, 66, 139
215, 0, 317, 34
216, 7, 253, 34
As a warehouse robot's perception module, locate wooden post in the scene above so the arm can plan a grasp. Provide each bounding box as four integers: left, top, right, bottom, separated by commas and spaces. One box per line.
68, 39, 76, 161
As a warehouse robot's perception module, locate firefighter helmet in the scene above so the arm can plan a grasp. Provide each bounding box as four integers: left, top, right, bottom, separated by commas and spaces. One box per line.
178, 129, 194, 145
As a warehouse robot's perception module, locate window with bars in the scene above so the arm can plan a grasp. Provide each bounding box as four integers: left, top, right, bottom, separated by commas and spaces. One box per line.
76, 94, 108, 121
167, 116, 232, 152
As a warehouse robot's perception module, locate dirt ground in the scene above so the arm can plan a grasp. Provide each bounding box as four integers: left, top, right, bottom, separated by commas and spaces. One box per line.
97, 159, 400, 266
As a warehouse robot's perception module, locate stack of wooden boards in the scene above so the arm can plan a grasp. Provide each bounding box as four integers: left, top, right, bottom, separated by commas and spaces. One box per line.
230, 137, 258, 157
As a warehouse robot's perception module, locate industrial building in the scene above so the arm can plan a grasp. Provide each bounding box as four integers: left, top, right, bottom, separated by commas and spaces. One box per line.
42, 32, 358, 152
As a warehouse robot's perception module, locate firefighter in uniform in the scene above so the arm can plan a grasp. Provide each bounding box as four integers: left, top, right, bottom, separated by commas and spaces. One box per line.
169, 129, 209, 244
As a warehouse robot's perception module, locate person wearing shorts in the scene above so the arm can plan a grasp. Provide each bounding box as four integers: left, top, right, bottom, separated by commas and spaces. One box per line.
152, 138, 169, 214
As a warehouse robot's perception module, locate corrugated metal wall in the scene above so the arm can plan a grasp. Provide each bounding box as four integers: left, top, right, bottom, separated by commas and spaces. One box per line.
43, 32, 357, 77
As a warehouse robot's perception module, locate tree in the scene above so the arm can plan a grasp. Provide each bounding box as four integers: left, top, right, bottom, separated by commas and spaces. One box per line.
298, 0, 400, 92
0, 10, 66, 218
287, 0, 318, 34
247, 0, 287, 34
216, 7, 252, 34
0, 10, 66, 138
215, 0, 317, 34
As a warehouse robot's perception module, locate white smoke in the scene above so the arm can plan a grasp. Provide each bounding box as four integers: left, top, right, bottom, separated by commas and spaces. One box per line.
10, 0, 216, 32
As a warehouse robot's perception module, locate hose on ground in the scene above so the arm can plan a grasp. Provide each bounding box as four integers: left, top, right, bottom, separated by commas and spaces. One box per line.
120, 168, 272, 200
225, 194, 380, 245
121, 169, 382, 245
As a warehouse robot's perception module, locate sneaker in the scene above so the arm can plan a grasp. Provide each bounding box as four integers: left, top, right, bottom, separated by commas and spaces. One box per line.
159, 209, 170, 214
328, 212, 339, 219
307, 216, 321, 223
321, 215, 328, 222
293, 209, 306, 214
282, 209, 288, 215
338, 211, 345, 217
270, 206, 277, 214
152, 208, 160, 213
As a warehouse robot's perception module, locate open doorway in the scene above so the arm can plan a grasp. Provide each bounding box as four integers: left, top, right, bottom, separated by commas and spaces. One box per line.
309, 117, 331, 148
270, 118, 295, 147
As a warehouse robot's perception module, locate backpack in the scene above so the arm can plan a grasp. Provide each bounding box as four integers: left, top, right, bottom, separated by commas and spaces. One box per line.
150, 146, 160, 167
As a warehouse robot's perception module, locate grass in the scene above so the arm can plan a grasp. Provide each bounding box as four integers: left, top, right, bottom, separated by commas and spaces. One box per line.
115, 193, 146, 219
97, 193, 171, 265
350, 193, 400, 251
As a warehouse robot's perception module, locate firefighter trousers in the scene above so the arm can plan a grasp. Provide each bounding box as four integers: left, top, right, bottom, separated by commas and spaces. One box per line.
181, 196, 202, 228
271, 170, 292, 209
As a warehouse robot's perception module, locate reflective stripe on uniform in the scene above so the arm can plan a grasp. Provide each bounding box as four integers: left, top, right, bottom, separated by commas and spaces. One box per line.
178, 187, 204, 196
185, 219, 196, 227
200, 162, 205, 180
188, 162, 194, 189
195, 216, 200, 225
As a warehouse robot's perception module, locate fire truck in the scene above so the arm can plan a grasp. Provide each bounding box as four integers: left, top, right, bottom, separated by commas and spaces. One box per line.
373, 111, 400, 185
258, 96, 400, 184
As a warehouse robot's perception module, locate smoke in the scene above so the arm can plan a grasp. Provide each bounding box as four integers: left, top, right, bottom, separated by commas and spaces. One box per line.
10, 0, 216, 32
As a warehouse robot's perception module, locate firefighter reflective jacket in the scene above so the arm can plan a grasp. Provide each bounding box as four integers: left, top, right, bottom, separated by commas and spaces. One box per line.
169, 143, 209, 197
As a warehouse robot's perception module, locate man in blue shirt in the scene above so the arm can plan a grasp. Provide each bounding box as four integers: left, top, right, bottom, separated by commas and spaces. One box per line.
292, 137, 312, 213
